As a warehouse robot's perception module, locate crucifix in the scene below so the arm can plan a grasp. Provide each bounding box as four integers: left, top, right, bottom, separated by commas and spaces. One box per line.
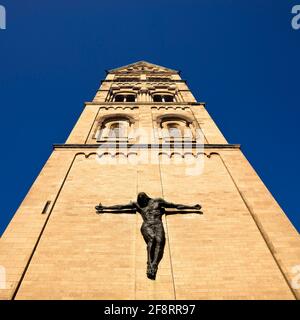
95, 192, 202, 280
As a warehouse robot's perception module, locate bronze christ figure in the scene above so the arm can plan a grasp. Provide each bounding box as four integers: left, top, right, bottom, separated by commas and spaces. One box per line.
95, 192, 201, 280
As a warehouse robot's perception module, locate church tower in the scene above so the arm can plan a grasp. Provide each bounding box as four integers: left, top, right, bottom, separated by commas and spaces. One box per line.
1, 61, 299, 299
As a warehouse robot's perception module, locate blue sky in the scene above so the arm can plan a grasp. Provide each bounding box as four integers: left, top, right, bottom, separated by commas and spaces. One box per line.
0, 0, 299, 234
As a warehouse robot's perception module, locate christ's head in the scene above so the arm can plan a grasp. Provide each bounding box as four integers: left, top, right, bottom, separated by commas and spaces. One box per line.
137, 192, 151, 207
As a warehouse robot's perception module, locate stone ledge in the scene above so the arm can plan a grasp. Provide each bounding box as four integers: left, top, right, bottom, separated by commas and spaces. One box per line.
53, 143, 241, 150
84, 101, 206, 106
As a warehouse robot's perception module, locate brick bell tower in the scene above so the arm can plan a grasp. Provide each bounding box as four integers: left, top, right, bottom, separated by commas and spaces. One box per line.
1, 61, 300, 300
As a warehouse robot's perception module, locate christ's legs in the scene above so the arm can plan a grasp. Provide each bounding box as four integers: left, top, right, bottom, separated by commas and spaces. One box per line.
141, 223, 156, 278
152, 239, 163, 265
147, 238, 154, 265
141, 221, 166, 280
151, 226, 165, 276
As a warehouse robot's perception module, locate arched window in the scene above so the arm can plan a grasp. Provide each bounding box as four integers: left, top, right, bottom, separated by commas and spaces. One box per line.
126, 95, 136, 102
164, 95, 174, 102
158, 116, 194, 141
114, 94, 125, 102
97, 117, 132, 141
166, 123, 182, 138
153, 94, 174, 103
108, 121, 128, 138
113, 94, 136, 102
153, 95, 163, 102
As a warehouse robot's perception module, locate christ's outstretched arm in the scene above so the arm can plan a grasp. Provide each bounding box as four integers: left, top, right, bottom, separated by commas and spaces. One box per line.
95, 201, 136, 213
157, 198, 201, 211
